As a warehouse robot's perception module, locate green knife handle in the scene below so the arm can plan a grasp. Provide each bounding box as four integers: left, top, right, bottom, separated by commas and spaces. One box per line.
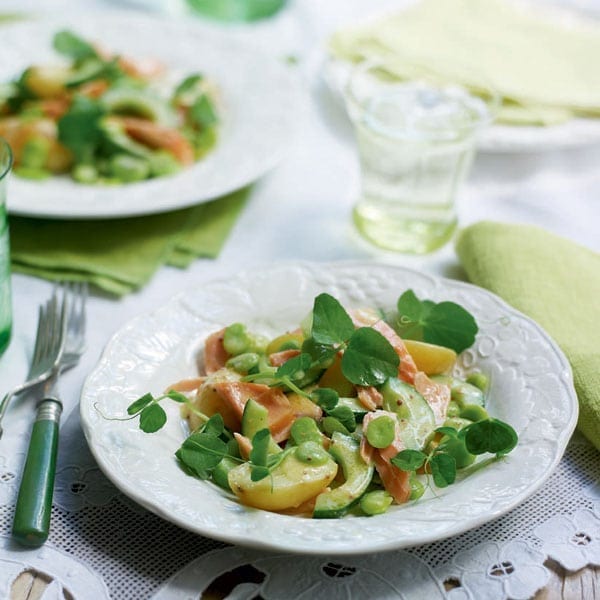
13, 399, 62, 547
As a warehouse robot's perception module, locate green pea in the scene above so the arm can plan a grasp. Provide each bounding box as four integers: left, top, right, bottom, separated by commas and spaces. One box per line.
290, 417, 322, 446
223, 323, 250, 356
226, 352, 260, 374
466, 372, 489, 392
21, 137, 49, 169
409, 476, 425, 501
109, 153, 150, 182
321, 416, 350, 436
148, 150, 181, 177
365, 415, 396, 449
446, 400, 461, 418
72, 164, 98, 184
460, 404, 489, 422
360, 490, 393, 516
295, 441, 330, 466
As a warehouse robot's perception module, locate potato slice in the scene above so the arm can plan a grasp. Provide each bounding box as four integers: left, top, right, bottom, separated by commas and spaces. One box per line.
403, 339, 456, 375
228, 449, 337, 512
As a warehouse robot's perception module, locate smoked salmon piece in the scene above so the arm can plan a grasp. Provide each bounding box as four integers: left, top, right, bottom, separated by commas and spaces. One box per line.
212, 382, 294, 443
203, 329, 229, 375
360, 410, 411, 504
269, 349, 301, 367
414, 371, 451, 426
357, 386, 383, 411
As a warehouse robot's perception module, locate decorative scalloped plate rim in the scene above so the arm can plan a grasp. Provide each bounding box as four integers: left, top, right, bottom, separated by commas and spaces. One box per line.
80, 262, 578, 554
1, 14, 300, 219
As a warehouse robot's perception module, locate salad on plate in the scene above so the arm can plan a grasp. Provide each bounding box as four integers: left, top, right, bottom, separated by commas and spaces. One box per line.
121, 290, 517, 519
0, 30, 219, 184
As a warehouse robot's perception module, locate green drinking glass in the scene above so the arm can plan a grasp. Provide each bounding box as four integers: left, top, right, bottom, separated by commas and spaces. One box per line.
0, 138, 13, 357
186, 0, 286, 21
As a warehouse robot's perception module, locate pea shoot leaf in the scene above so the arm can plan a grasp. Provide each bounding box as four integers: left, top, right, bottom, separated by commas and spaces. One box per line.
200, 413, 225, 438
396, 290, 478, 354
276, 352, 311, 380
174, 73, 204, 97
53, 30, 99, 62
311, 293, 355, 346
250, 466, 271, 482
301, 337, 337, 367
435, 426, 459, 439
166, 390, 188, 403
311, 388, 339, 412
327, 406, 356, 432
189, 95, 217, 129
429, 453, 456, 488
57, 96, 106, 163
127, 393, 153, 415
391, 449, 427, 472
460, 419, 518, 457
176, 432, 228, 479
139, 403, 167, 433
341, 327, 399, 386
249, 429, 271, 468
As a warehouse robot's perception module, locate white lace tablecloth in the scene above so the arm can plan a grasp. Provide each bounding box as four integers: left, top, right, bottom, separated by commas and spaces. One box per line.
1, 1, 600, 598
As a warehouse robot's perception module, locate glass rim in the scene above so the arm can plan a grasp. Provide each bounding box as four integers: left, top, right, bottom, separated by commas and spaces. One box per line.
345, 59, 502, 142
0, 137, 13, 181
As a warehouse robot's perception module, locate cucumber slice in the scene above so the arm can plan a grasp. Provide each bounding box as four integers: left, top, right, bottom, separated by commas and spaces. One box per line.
101, 87, 177, 126
212, 457, 239, 492
431, 376, 485, 408
381, 378, 435, 450
241, 399, 281, 455
313, 432, 374, 519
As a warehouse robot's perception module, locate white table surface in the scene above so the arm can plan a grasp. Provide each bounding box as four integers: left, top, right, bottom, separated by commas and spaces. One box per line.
0, 1, 599, 598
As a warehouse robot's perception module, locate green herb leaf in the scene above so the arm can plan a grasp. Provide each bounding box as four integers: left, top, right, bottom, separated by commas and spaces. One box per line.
127, 393, 154, 415
250, 465, 271, 482
176, 432, 228, 478
174, 73, 204, 97
327, 405, 356, 432
396, 290, 478, 354
310, 388, 339, 411
391, 449, 427, 471
200, 413, 225, 438
166, 390, 188, 403
57, 95, 106, 163
139, 404, 167, 433
460, 419, 518, 457
311, 293, 355, 346
189, 95, 217, 130
429, 453, 456, 488
249, 429, 271, 468
435, 426, 459, 438
301, 337, 337, 367
275, 352, 311, 380
53, 30, 98, 61
341, 327, 399, 386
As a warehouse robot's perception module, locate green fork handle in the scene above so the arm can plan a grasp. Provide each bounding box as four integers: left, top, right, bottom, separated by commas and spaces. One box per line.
13, 398, 62, 547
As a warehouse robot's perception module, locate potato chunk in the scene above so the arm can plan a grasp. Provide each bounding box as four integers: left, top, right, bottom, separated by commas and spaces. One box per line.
403, 340, 456, 375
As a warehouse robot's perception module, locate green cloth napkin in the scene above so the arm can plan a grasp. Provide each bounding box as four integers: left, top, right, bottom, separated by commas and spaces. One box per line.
330, 0, 600, 125
456, 221, 600, 450
9, 188, 249, 296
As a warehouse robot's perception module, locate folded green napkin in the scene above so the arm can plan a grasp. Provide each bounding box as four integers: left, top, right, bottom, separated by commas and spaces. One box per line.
9, 188, 248, 296
456, 221, 600, 450
330, 0, 600, 125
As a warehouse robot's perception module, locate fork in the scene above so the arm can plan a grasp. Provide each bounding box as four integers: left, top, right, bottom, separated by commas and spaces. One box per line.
0, 289, 66, 439
13, 282, 87, 547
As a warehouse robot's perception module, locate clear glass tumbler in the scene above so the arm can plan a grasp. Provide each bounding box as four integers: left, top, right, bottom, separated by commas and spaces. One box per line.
0, 138, 13, 357
346, 63, 497, 254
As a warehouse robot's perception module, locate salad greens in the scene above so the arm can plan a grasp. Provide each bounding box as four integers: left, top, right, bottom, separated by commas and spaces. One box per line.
119, 289, 518, 518
0, 30, 219, 184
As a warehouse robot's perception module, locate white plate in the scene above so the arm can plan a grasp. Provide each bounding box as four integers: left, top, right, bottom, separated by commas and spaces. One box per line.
1, 14, 301, 219
80, 262, 578, 554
